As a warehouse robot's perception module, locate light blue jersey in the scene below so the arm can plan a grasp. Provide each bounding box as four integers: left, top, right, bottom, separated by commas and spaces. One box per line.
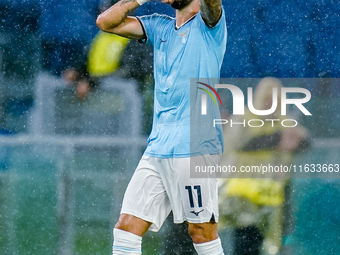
138, 9, 227, 158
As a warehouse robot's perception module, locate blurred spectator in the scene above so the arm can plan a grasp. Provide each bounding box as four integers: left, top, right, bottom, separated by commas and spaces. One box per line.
39, 0, 102, 76
218, 78, 310, 255
62, 28, 130, 100
63, 59, 99, 100
53, 0, 155, 132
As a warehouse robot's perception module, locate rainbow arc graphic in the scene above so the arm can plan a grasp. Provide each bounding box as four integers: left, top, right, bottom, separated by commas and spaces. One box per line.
197, 82, 222, 115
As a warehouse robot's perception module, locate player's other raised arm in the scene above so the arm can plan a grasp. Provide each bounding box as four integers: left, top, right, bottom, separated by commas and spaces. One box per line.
199, 0, 222, 27
96, 0, 144, 40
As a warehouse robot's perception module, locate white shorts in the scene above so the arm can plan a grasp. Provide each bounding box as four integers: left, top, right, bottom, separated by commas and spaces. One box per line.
121, 154, 221, 232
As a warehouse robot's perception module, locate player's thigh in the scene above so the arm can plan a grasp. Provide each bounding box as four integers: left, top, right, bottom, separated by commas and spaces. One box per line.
121, 156, 171, 232
168, 155, 221, 224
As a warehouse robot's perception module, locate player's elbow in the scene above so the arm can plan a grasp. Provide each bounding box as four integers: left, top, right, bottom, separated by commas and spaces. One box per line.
96, 14, 117, 32
96, 14, 108, 31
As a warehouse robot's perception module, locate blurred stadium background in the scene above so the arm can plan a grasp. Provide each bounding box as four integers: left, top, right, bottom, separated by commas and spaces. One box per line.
0, 0, 339, 254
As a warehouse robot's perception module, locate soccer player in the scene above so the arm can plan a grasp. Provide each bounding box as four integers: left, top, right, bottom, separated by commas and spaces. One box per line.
96, 0, 227, 254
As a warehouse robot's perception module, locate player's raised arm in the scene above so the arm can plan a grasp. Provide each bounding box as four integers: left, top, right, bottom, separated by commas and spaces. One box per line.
199, 0, 222, 27
96, 0, 145, 40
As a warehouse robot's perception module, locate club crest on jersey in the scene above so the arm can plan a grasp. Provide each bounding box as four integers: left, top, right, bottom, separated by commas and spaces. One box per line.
178, 28, 190, 44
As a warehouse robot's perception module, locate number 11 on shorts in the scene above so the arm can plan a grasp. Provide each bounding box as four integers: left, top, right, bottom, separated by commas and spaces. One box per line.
185, 185, 202, 208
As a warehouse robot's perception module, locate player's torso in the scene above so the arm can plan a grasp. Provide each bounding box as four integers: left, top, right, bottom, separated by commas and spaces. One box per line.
152, 15, 221, 123
145, 12, 226, 157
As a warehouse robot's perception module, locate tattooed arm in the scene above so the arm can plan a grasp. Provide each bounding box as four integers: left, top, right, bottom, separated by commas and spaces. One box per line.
200, 0, 222, 28
96, 0, 144, 39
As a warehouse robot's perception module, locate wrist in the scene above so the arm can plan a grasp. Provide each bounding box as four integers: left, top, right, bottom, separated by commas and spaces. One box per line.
136, 0, 149, 5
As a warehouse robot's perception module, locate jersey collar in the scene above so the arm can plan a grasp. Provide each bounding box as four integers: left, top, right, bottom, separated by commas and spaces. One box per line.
175, 14, 197, 30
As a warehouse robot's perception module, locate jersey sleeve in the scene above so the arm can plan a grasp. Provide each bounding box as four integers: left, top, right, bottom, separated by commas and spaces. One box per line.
136, 14, 167, 46
197, 7, 227, 48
